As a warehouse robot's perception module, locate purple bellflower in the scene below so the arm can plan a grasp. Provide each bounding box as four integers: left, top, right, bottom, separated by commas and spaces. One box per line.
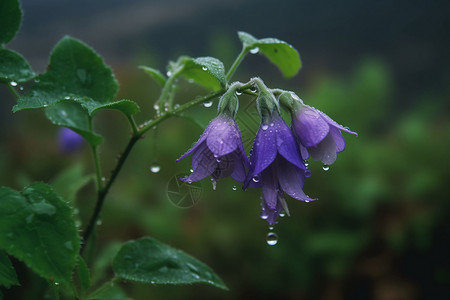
58, 127, 84, 154
244, 81, 315, 225
279, 92, 358, 165
177, 86, 249, 188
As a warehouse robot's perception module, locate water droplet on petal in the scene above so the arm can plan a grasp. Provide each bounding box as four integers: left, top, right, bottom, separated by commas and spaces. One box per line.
10, 81, 18, 87
252, 175, 260, 183
203, 101, 213, 108
261, 124, 269, 131
304, 160, 309, 167
266, 232, 278, 246
322, 164, 330, 171
232, 185, 237, 191
250, 47, 260, 54
150, 163, 161, 173
235, 90, 242, 96
202, 66, 208, 71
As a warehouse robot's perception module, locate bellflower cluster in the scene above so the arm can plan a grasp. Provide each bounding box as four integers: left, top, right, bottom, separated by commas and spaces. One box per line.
178, 79, 357, 225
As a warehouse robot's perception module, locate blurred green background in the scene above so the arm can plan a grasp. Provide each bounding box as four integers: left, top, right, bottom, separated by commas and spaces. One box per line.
1, 0, 450, 299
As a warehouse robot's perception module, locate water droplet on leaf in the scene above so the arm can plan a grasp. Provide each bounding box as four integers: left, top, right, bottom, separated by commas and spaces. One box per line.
250, 47, 260, 54
203, 101, 213, 108
266, 232, 278, 246
166, 71, 172, 77
202, 66, 208, 71
10, 81, 17, 87
150, 163, 161, 173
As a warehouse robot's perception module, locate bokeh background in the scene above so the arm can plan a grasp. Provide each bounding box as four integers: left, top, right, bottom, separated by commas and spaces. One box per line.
1, 0, 450, 299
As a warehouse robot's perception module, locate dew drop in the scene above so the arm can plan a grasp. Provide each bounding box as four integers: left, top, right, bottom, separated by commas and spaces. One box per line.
9, 81, 18, 87
64, 96, 70, 100
96, 219, 102, 226
232, 185, 237, 191
235, 90, 242, 96
279, 211, 286, 217
153, 104, 160, 111
250, 47, 260, 54
261, 124, 269, 131
250, 86, 257, 93
268, 226, 274, 231
322, 164, 330, 171
166, 71, 172, 77
174, 104, 180, 109
252, 175, 260, 183
190, 168, 194, 173
266, 232, 278, 246
150, 163, 161, 173
202, 101, 213, 108
54, 282, 60, 286
19, 86, 24, 91
304, 160, 309, 167
202, 66, 208, 71
43, 104, 48, 108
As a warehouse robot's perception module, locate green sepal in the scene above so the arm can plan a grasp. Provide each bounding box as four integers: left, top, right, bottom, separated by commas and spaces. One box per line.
112, 237, 228, 290
0, 48, 35, 83
253, 78, 280, 123
238, 31, 302, 78
0, 183, 81, 285
217, 84, 240, 118
0, 0, 22, 45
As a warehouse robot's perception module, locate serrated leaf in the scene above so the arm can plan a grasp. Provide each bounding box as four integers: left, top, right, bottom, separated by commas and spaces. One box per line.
0, 252, 19, 288
176, 56, 226, 91
139, 66, 167, 87
45, 101, 103, 146
0, 48, 35, 83
0, 183, 80, 285
14, 36, 118, 112
0, 0, 22, 45
238, 31, 301, 78
112, 237, 227, 290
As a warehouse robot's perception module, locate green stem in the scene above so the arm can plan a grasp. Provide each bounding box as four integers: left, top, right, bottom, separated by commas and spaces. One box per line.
81, 89, 224, 250
91, 145, 103, 192
155, 66, 184, 113
226, 47, 249, 82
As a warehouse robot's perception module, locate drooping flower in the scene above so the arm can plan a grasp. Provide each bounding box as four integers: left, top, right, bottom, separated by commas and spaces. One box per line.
279, 92, 358, 165
177, 85, 249, 187
244, 115, 315, 224
58, 127, 84, 153
244, 80, 315, 224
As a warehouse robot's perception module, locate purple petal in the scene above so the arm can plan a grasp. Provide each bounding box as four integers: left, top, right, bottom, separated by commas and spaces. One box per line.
299, 142, 310, 161
329, 126, 346, 153
308, 133, 337, 165
231, 151, 247, 182
250, 125, 277, 175
191, 141, 208, 169
276, 156, 316, 202
261, 167, 278, 209
211, 153, 235, 180
181, 148, 217, 182
317, 109, 358, 136
176, 121, 212, 162
274, 117, 305, 170
293, 107, 330, 147
206, 116, 239, 157
262, 198, 283, 225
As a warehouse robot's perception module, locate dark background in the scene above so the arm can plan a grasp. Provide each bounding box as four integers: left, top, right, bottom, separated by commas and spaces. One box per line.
1, 0, 450, 299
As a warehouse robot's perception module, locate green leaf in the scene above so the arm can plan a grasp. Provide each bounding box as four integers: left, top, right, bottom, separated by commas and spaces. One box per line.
238, 31, 302, 78
76, 255, 91, 296
0, 252, 19, 288
0, 48, 35, 83
45, 101, 103, 146
0, 0, 22, 45
112, 237, 227, 290
174, 56, 226, 91
89, 99, 140, 116
14, 36, 118, 112
0, 182, 81, 285
139, 66, 167, 87
51, 164, 93, 204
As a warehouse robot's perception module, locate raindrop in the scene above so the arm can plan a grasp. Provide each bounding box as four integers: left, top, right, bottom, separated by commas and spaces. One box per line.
54, 282, 60, 286
250, 86, 257, 93
166, 71, 172, 77
34, 78, 40, 83
96, 219, 102, 226
250, 47, 260, 54
153, 104, 160, 111
322, 164, 330, 171
268, 226, 274, 231
190, 168, 194, 173
64, 96, 70, 100
266, 232, 278, 246
202, 66, 208, 71
202, 101, 213, 108
235, 90, 242, 96
9, 81, 18, 87
19, 86, 24, 91
261, 124, 269, 131
232, 185, 237, 191
252, 175, 260, 183
150, 163, 161, 173
43, 104, 48, 108
211, 178, 217, 190
174, 104, 180, 109
304, 160, 309, 167
279, 211, 286, 217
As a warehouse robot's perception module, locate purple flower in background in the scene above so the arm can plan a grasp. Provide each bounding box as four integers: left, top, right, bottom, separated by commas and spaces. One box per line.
177, 115, 249, 187
58, 127, 84, 153
291, 105, 358, 165
244, 116, 315, 224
